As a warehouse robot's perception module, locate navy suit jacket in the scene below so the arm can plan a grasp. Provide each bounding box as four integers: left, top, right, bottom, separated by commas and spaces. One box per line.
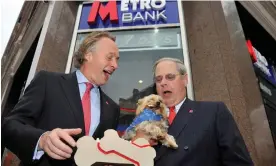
2, 71, 120, 166
154, 99, 254, 166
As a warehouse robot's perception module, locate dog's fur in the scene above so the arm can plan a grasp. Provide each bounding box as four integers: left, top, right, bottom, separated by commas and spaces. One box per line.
122, 94, 178, 149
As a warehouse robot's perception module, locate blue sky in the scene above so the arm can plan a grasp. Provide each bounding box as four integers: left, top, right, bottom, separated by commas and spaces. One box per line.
1, 0, 24, 57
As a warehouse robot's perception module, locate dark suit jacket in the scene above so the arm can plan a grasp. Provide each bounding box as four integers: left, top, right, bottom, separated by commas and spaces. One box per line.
2, 70, 120, 166
154, 99, 254, 166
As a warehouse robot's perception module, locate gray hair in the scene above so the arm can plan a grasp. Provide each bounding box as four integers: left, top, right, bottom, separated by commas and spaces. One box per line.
153, 57, 187, 76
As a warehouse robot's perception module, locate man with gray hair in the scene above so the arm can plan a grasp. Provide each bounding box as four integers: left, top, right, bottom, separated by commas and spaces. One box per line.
151, 57, 253, 166
2, 31, 121, 166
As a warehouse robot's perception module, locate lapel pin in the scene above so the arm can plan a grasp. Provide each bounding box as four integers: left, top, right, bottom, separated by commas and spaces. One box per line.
189, 109, 193, 113
106, 101, 109, 105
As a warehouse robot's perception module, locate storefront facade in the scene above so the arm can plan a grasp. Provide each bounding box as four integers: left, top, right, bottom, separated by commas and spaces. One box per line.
2, 1, 276, 165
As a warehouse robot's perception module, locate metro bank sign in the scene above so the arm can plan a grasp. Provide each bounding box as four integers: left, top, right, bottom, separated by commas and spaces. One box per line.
78, 0, 179, 30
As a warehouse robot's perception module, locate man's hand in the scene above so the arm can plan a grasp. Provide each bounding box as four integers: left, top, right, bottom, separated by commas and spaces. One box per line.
39, 128, 82, 160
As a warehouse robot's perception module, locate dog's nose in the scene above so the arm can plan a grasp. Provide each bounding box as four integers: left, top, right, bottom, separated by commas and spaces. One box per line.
156, 101, 160, 106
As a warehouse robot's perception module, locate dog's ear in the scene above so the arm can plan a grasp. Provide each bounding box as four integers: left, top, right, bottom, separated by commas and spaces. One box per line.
160, 103, 168, 119
137, 99, 143, 105
136, 99, 144, 116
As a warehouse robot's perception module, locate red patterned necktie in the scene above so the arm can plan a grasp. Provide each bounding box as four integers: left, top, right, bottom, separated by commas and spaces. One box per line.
168, 106, 176, 125
81, 82, 93, 135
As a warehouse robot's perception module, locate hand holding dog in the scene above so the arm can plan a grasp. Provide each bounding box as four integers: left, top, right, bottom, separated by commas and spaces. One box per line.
39, 128, 82, 160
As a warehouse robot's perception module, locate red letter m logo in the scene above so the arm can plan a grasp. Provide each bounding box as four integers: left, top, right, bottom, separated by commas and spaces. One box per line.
87, 1, 119, 24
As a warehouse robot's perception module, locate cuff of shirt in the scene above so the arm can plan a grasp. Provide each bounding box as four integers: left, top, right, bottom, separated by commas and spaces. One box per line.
32, 132, 47, 160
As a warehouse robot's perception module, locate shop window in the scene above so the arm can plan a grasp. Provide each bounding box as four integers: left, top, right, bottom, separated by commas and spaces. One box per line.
70, 27, 184, 132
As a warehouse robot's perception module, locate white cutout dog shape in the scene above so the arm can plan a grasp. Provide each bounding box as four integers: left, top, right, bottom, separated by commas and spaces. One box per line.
74, 129, 156, 166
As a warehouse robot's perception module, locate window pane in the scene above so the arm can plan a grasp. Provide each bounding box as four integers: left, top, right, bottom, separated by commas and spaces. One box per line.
103, 28, 184, 105
70, 27, 184, 133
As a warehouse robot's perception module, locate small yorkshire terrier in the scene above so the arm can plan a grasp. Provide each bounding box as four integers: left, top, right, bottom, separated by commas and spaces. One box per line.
122, 94, 178, 149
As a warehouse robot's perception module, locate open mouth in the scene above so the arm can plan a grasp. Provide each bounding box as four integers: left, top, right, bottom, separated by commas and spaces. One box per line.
148, 106, 160, 109
148, 103, 161, 110
163, 90, 172, 95
103, 69, 112, 75
103, 70, 113, 79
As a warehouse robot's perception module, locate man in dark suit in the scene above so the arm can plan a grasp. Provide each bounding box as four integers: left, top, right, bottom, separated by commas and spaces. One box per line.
152, 57, 254, 166
2, 31, 121, 165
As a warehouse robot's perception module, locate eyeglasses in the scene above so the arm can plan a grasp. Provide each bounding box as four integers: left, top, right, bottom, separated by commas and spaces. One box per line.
154, 73, 182, 83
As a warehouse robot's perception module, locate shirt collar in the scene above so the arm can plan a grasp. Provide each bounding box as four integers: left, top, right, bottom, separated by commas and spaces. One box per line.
76, 70, 98, 88
175, 97, 186, 112
166, 97, 186, 114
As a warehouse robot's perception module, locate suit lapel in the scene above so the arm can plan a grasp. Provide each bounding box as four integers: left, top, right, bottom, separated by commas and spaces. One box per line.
155, 98, 196, 161
168, 99, 195, 137
59, 72, 85, 135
